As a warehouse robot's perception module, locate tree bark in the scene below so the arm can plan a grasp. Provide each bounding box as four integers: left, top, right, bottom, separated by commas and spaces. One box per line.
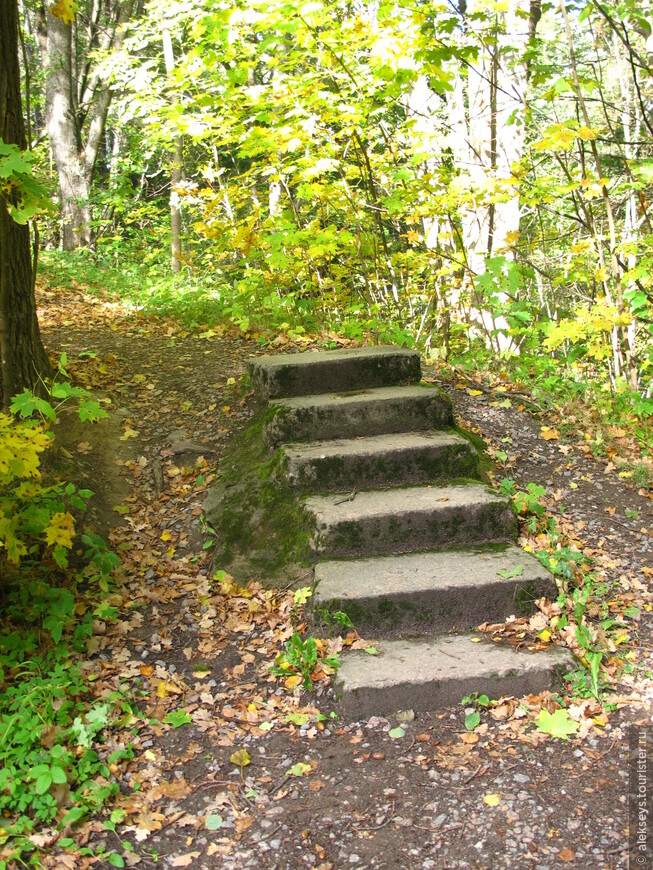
445, 0, 538, 351
162, 22, 183, 273
0, 0, 51, 409
41, 0, 133, 250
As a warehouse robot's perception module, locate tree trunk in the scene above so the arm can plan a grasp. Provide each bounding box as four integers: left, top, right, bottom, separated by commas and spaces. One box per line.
0, 0, 51, 409
162, 23, 183, 273
41, 1, 133, 250
445, 0, 537, 351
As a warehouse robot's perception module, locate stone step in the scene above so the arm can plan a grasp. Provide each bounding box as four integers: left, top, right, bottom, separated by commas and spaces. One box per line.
264, 385, 453, 447
281, 431, 479, 491
314, 545, 555, 636
305, 483, 515, 558
336, 634, 574, 718
249, 346, 420, 399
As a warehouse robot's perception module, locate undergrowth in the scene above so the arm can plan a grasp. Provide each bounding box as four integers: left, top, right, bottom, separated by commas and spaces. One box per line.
0, 369, 130, 868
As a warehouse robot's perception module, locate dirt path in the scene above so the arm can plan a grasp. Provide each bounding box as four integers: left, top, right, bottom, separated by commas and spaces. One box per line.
37, 284, 652, 869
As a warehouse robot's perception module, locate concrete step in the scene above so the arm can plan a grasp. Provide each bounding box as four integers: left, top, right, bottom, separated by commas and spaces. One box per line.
314, 545, 556, 636
249, 346, 420, 399
305, 483, 515, 558
281, 431, 479, 491
264, 385, 453, 447
336, 634, 574, 718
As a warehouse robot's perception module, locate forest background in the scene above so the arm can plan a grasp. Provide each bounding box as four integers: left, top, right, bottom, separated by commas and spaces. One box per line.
1, 0, 653, 864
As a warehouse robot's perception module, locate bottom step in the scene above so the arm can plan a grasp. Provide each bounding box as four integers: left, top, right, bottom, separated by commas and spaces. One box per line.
336, 635, 574, 718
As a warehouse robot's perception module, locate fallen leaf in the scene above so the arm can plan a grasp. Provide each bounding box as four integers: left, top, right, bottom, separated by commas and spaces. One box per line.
286, 762, 311, 777
234, 815, 254, 834
284, 675, 302, 690
170, 853, 201, 868
483, 793, 500, 807
230, 749, 251, 768
534, 708, 579, 740
205, 814, 223, 831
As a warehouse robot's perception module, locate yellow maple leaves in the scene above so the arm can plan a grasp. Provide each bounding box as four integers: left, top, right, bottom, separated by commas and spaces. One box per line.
49, 0, 78, 24
44, 511, 75, 549
0, 415, 49, 484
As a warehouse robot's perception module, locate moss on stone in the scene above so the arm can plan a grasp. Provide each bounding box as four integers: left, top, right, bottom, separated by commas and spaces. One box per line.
205, 404, 316, 583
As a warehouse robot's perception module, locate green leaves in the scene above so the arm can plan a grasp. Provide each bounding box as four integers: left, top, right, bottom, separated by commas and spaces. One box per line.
164, 709, 192, 728
205, 813, 223, 830
534, 708, 579, 740
0, 141, 54, 224
497, 565, 523, 580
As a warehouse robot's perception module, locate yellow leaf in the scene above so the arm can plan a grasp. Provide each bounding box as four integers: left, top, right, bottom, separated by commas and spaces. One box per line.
156, 681, 183, 699
483, 793, 500, 807
537, 629, 551, 642
285, 674, 302, 690
540, 427, 560, 441
470, 637, 481, 643
44, 512, 75, 549
119, 427, 138, 441
49, 0, 78, 24
577, 125, 597, 141
230, 749, 251, 768
113, 505, 130, 515
467, 389, 483, 397
161, 530, 172, 542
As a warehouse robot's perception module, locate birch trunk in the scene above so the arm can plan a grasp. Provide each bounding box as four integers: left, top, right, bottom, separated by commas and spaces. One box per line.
161, 23, 183, 273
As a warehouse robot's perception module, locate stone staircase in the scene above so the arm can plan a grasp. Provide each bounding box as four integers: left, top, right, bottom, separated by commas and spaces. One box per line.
248, 346, 573, 719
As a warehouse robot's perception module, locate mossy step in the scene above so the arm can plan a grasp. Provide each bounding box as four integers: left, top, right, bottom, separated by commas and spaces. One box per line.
248, 346, 421, 399
336, 634, 574, 718
314, 545, 556, 636
305, 483, 516, 558
282, 431, 479, 491
264, 385, 453, 447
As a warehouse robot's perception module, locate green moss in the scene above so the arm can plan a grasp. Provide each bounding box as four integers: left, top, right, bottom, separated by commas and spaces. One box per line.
512, 581, 542, 615
455, 425, 492, 481
205, 404, 316, 582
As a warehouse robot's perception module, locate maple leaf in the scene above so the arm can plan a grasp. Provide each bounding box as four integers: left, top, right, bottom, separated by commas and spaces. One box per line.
44, 511, 75, 549
534, 708, 579, 740
49, 0, 78, 24
286, 762, 311, 777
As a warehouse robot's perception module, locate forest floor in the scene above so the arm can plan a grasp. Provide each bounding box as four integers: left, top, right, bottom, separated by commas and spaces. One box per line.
34, 279, 653, 869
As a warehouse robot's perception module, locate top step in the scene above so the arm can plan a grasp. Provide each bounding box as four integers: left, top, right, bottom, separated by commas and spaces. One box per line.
248, 346, 421, 399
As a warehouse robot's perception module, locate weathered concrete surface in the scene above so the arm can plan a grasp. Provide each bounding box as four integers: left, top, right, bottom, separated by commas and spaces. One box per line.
336, 634, 574, 718
264, 386, 454, 447
305, 484, 516, 558
281, 431, 479, 490
314, 545, 556, 635
248, 346, 420, 399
